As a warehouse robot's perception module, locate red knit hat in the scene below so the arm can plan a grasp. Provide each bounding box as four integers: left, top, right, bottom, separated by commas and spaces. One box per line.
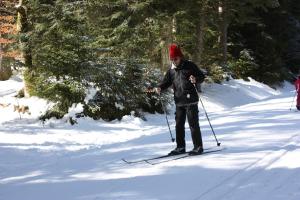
169, 44, 183, 60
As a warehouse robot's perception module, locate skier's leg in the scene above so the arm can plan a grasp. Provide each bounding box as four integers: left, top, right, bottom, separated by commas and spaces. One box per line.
297, 94, 300, 110
187, 104, 203, 149
175, 105, 186, 148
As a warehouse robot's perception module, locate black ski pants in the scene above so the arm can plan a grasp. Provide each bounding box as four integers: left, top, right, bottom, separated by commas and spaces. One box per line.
175, 104, 203, 149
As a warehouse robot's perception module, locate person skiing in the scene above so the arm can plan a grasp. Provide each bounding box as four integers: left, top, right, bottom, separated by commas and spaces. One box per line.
154, 44, 205, 155
295, 75, 300, 110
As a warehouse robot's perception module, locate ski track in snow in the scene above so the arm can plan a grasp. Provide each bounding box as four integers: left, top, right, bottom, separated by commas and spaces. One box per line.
191, 134, 300, 200
0, 77, 300, 200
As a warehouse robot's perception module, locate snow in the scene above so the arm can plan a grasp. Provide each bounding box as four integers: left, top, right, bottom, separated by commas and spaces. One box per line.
1, 75, 300, 200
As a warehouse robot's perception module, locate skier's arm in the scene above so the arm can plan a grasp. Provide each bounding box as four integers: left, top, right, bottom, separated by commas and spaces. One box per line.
189, 63, 205, 92
157, 69, 172, 92
192, 63, 205, 84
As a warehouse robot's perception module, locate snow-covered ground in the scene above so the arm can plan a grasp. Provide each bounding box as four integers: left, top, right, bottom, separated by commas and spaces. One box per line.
0, 75, 299, 200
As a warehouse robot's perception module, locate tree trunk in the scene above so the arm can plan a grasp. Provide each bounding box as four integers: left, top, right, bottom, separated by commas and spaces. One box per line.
220, 19, 228, 68
219, 2, 229, 70
194, 16, 205, 67
160, 17, 176, 71
16, 0, 32, 96
0, 33, 12, 81
17, 0, 32, 69
160, 40, 169, 71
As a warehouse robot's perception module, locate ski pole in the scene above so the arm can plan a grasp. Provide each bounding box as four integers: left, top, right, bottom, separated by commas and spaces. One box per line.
198, 96, 221, 146
147, 87, 175, 143
289, 90, 297, 111
194, 84, 221, 146
159, 97, 175, 143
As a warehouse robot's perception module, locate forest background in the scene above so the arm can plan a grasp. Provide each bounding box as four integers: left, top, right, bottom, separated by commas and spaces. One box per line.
1, 0, 300, 121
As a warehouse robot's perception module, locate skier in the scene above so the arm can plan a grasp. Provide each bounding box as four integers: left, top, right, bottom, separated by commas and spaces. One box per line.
295, 75, 300, 110
154, 44, 205, 155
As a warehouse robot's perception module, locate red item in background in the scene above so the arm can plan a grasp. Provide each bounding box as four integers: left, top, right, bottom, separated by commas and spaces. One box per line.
294, 78, 300, 106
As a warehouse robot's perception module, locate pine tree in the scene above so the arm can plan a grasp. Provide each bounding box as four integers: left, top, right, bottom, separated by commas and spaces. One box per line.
22, 0, 91, 119
16, 0, 300, 121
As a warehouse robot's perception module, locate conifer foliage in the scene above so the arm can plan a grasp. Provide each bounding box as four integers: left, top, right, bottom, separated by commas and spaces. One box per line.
23, 0, 91, 119
9, 0, 300, 121
23, 0, 168, 121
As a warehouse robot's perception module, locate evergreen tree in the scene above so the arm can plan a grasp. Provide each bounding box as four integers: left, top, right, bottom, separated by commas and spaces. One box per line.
228, 0, 298, 84
17, 0, 300, 121
24, 0, 91, 119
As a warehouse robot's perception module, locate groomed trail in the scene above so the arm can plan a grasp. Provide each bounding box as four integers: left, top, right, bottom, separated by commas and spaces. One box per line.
0, 76, 299, 200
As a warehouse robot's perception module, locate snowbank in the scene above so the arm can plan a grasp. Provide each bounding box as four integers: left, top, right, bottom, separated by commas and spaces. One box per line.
1, 75, 299, 200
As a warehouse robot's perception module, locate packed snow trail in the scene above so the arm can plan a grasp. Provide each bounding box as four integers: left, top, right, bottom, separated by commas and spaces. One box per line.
1, 77, 300, 200
191, 134, 300, 200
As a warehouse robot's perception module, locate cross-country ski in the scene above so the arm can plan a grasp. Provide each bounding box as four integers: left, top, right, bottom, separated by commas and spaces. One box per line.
145, 148, 224, 165
122, 147, 223, 164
